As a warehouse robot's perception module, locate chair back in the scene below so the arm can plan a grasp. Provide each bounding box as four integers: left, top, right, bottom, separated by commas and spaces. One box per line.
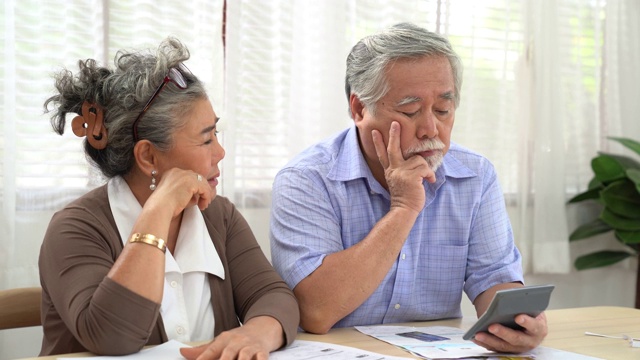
0, 287, 42, 330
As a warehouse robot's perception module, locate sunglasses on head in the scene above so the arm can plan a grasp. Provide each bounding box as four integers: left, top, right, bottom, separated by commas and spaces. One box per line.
132, 63, 190, 142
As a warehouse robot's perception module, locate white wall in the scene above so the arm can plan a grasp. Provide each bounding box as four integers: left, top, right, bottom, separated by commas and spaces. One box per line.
0, 327, 42, 360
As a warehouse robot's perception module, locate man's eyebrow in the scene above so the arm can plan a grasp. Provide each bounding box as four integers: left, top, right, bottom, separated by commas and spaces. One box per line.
440, 91, 455, 101
396, 96, 422, 106
201, 117, 220, 135
396, 91, 454, 107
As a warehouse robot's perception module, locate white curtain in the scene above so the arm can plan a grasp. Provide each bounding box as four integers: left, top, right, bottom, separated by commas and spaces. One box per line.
603, 0, 640, 152
516, 0, 577, 274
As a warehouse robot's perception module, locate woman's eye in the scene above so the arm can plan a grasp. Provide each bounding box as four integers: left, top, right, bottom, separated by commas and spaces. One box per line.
403, 111, 418, 117
436, 110, 450, 116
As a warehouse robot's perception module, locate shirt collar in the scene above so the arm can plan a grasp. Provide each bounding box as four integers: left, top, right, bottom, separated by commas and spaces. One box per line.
108, 176, 225, 279
439, 145, 478, 179
328, 126, 386, 193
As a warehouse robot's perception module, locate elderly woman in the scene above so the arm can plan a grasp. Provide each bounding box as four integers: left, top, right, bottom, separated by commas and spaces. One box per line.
38, 38, 299, 359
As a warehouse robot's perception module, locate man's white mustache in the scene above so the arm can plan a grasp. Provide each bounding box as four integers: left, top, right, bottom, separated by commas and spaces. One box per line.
405, 139, 444, 157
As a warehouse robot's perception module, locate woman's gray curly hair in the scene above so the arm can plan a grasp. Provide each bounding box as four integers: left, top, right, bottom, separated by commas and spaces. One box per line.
345, 22, 463, 116
44, 37, 207, 178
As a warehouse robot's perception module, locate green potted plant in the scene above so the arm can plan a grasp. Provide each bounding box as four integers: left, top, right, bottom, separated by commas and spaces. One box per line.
568, 137, 640, 307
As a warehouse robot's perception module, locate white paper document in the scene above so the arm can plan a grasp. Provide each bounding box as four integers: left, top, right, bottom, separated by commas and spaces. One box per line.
356, 325, 513, 359
355, 325, 603, 360
271, 340, 414, 359
58, 339, 412, 360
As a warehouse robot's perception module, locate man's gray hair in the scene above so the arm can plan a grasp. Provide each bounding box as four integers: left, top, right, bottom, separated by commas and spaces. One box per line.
345, 22, 463, 116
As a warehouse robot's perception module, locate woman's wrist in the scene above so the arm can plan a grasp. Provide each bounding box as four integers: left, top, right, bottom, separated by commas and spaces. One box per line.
245, 315, 286, 351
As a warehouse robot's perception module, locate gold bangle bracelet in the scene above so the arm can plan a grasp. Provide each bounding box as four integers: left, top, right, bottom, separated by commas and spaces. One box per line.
128, 233, 166, 253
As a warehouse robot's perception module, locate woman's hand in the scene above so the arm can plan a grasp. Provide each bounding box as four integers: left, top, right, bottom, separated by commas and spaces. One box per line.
147, 168, 214, 217
180, 316, 285, 360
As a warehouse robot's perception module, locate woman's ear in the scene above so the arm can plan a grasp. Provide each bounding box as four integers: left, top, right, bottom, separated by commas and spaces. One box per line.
350, 93, 365, 122
133, 140, 157, 176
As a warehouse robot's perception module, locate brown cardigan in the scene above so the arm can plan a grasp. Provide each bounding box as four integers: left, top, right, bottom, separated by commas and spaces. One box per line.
38, 185, 299, 355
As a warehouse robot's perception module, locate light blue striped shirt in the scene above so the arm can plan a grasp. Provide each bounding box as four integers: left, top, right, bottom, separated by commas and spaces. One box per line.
270, 125, 523, 328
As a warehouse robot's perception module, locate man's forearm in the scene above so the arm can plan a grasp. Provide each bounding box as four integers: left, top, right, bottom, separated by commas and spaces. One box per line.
294, 206, 419, 333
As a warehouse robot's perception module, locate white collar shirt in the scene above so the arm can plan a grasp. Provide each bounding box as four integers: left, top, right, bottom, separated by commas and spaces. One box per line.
108, 176, 225, 342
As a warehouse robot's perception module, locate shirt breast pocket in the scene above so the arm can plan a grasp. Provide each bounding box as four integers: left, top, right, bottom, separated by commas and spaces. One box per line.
415, 244, 468, 315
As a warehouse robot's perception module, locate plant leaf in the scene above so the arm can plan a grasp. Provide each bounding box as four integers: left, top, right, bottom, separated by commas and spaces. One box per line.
616, 231, 640, 253
616, 230, 640, 244
588, 177, 603, 190
598, 152, 640, 170
609, 137, 640, 157
600, 180, 640, 219
600, 208, 640, 230
569, 219, 612, 241
592, 154, 626, 183
628, 168, 640, 194
567, 188, 601, 203
574, 251, 633, 270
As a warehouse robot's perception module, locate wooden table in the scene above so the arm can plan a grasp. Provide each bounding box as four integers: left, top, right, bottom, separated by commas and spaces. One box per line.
540, 306, 640, 359
19, 306, 640, 359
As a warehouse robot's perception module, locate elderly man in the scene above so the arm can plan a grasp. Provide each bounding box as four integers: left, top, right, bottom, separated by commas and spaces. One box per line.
270, 22, 547, 353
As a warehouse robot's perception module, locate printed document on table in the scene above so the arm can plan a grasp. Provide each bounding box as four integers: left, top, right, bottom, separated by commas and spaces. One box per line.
271, 340, 414, 359
356, 325, 603, 360
356, 325, 515, 359
59, 339, 413, 360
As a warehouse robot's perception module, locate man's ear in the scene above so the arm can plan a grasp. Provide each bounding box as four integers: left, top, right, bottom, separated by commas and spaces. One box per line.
350, 94, 365, 122
133, 140, 157, 176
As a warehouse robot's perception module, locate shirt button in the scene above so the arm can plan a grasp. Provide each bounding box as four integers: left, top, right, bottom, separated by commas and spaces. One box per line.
176, 326, 184, 335
394, 303, 401, 310
401, 253, 406, 260
170, 281, 178, 288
